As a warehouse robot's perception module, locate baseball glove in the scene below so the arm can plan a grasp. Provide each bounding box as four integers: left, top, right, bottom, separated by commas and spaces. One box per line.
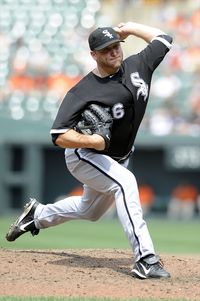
75, 104, 113, 151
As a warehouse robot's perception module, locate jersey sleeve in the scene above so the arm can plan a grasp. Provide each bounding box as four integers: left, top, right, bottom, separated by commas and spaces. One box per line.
139, 34, 173, 71
50, 91, 85, 145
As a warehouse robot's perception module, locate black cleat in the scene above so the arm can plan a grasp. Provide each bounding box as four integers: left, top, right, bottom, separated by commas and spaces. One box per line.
131, 254, 171, 279
6, 198, 40, 242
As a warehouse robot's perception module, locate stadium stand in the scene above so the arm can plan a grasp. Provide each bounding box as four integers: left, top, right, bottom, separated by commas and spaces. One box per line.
0, 0, 101, 121
0, 0, 199, 136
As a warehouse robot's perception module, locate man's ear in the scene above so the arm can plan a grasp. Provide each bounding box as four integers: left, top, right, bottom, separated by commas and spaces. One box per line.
90, 51, 97, 61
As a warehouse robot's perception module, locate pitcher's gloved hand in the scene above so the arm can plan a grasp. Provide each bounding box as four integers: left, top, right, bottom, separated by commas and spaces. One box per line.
75, 104, 113, 151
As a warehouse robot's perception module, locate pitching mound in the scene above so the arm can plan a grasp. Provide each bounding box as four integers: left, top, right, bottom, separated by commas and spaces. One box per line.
0, 249, 200, 300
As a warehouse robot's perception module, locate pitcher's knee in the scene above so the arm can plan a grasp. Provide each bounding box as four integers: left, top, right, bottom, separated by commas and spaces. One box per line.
85, 210, 104, 222
89, 215, 100, 222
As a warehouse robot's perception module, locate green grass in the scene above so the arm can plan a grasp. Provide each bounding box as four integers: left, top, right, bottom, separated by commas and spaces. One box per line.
0, 217, 199, 253
0, 297, 195, 301
147, 218, 200, 254
0, 218, 128, 249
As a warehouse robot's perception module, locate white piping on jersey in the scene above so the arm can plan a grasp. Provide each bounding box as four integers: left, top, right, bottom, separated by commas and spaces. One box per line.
50, 128, 70, 134
151, 36, 172, 49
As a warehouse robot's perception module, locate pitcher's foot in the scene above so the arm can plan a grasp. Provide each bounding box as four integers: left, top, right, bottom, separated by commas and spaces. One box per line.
6, 198, 40, 241
131, 254, 171, 279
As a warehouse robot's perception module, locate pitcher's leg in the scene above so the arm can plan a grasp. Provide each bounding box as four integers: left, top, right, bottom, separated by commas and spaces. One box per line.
6, 147, 154, 262
34, 185, 115, 229
34, 195, 82, 228
73, 149, 155, 261
114, 170, 155, 261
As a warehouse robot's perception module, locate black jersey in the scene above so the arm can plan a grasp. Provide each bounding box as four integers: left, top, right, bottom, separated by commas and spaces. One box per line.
51, 35, 172, 158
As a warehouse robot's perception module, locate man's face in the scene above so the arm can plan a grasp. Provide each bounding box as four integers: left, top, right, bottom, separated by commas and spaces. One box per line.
91, 42, 123, 72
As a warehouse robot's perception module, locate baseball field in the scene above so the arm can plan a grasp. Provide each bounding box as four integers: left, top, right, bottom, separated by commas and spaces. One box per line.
0, 217, 200, 301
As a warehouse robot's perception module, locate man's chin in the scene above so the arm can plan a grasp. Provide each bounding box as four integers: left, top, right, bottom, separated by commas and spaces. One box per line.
109, 61, 122, 70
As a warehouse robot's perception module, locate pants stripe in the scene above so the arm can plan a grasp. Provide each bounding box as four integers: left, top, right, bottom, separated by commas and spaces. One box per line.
75, 148, 142, 256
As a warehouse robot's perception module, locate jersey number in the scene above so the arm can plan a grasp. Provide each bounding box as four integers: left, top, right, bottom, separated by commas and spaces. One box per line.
112, 103, 125, 119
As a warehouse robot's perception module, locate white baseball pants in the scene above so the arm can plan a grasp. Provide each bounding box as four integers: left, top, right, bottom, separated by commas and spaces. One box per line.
34, 148, 155, 261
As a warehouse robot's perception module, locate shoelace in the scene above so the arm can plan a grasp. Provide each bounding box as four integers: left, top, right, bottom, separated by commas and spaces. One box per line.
159, 258, 164, 267
143, 258, 164, 271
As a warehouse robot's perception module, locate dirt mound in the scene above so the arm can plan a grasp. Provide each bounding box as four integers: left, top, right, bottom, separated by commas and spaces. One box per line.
0, 249, 200, 300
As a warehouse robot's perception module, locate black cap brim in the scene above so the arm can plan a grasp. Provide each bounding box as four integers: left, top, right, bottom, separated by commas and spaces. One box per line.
93, 39, 124, 51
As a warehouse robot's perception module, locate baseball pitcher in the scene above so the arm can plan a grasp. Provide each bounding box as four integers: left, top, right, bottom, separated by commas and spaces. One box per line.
6, 22, 173, 279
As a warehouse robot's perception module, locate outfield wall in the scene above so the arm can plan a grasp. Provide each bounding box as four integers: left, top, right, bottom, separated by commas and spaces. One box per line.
1, 119, 200, 215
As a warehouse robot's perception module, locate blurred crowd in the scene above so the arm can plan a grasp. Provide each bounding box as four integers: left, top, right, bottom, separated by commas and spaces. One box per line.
0, 0, 100, 120
66, 180, 200, 219
143, 1, 200, 137
0, 0, 199, 137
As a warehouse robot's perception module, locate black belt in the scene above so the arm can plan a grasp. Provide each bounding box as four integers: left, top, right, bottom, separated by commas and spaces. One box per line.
111, 150, 133, 163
